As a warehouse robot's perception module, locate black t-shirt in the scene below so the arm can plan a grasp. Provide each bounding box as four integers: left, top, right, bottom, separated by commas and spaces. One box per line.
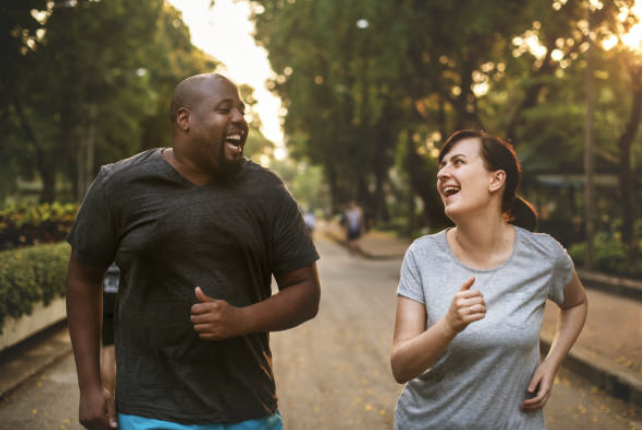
68, 149, 319, 424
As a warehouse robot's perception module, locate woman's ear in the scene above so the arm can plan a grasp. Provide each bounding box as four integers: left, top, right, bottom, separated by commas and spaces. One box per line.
489, 170, 506, 193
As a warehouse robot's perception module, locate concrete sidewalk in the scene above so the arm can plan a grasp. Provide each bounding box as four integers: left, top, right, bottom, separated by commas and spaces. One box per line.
0, 321, 72, 401
317, 220, 642, 411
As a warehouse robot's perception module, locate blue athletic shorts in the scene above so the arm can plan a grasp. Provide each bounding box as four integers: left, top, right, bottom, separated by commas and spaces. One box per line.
118, 411, 283, 430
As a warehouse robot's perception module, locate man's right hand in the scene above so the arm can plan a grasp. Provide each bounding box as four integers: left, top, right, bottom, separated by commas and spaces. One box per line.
79, 386, 117, 429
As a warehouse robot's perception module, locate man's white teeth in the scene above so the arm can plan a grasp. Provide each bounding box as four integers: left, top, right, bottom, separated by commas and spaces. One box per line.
225, 133, 243, 153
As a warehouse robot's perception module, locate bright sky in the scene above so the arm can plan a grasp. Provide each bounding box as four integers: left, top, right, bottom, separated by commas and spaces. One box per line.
165, 0, 284, 151
621, 1, 642, 49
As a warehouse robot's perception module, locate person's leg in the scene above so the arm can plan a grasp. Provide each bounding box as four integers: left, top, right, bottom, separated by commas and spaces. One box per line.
101, 312, 116, 395
100, 344, 116, 395
347, 229, 361, 256
348, 239, 356, 255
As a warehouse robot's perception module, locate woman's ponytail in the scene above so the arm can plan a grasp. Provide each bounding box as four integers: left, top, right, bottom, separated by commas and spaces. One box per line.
509, 196, 538, 232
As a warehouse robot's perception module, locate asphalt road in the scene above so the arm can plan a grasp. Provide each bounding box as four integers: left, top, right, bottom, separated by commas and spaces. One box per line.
0, 237, 640, 429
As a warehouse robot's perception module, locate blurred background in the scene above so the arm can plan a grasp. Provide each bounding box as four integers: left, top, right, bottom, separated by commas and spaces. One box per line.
1, 0, 641, 277
1, 2, 642, 428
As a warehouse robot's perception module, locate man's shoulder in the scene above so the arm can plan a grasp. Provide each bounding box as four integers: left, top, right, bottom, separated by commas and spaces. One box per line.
243, 160, 288, 190
97, 149, 161, 186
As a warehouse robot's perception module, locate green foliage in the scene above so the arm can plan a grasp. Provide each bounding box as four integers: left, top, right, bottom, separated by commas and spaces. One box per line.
249, 0, 642, 245
269, 158, 330, 211
0, 242, 70, 334
0, 202, 78, 251
569, 233, 642, 280
1, 0, 221, 203
250, 0, 640, 231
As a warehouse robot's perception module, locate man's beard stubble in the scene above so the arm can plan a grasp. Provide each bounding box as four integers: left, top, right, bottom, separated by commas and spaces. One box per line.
218, 142, 244, 180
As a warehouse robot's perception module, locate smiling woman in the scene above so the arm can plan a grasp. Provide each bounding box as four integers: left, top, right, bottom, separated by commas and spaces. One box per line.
390, 129, 588, 430
165, 0, 285, 154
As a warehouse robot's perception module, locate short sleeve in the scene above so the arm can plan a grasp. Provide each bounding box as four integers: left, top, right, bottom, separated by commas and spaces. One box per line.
271, 186, 319, 274
397, 244, 425, 304
67, 168, 118, 265
548, 239, 575, 305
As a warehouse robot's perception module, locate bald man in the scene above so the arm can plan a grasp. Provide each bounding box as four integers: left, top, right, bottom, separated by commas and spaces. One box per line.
66, 73, 320, 430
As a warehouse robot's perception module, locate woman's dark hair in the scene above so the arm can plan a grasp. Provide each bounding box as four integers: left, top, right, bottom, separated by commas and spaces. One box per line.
438, 129, 538, 232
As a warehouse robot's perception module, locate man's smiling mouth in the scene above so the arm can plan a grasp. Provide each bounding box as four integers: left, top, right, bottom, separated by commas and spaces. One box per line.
225, 133, 243, 153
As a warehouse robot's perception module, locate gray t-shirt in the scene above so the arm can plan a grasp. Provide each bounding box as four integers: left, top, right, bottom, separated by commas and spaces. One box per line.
67, 149, 319, 424
395, 227, 573, 430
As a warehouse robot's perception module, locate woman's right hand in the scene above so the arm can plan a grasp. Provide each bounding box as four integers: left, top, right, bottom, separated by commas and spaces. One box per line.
443, 277, 486, 335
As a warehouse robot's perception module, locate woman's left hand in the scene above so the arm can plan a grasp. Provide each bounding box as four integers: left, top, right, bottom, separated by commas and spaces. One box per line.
521, 360, 557, 411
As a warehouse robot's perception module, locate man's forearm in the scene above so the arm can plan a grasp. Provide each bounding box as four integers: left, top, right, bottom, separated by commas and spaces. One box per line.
242, 278, 320, 334
67, 278, 103, 392
66, 253, 108, 393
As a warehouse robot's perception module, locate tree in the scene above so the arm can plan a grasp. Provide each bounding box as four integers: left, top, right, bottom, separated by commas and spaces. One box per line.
250, 0, 641, 246
0, 0, 222, 203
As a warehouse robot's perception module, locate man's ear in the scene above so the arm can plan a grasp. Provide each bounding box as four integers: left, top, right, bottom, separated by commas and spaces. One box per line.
176, 107, 191, 132
489, 170, 506, 193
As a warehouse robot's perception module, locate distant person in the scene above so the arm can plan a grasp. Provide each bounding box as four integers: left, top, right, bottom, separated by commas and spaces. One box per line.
101, 262, 119, 397
345, 200, 365, 256
66, 72, 320, 430
303, 209, 316, 234
390, 130, 587, 429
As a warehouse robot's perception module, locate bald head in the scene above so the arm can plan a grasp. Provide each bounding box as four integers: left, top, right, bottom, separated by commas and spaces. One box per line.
169, 73, 236, 124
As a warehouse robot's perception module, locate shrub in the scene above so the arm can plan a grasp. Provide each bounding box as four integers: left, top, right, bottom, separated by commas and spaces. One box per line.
568, 233, 642, 280
0, 202, 78, 251
0, 242, 70, 334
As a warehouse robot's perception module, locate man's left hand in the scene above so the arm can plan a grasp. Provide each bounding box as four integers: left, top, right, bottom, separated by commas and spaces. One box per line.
190, 287, 247, 340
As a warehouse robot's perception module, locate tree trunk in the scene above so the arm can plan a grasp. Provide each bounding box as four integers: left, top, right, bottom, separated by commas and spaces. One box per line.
617, 65, 642, 254
404, 136, 450, 231
505, 42, 556, 143
454, 58, 476, 130
7, 82, 53, 201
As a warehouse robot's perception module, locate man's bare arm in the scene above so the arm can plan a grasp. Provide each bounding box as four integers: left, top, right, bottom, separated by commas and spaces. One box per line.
191, 263, 321, 340
66, 251, 116, 429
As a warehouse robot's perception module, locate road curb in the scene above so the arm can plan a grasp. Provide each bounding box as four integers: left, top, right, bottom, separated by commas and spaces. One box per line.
0, 321, 73, 401
577, 269, 642, 302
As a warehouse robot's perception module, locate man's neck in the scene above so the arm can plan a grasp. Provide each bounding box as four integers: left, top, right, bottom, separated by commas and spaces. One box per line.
162, 148, 214, 186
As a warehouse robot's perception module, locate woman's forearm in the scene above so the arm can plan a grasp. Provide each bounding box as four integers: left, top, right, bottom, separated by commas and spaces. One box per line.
543, 298, 588, 370
391, 317, 457, 384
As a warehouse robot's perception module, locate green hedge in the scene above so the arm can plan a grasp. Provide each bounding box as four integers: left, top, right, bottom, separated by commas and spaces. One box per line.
0, 202, 78, 251
569, 234, 642, 280
0, 242, 70, 334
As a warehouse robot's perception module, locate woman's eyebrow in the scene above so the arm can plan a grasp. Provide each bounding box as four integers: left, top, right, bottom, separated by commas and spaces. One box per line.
442, 153, 467, 163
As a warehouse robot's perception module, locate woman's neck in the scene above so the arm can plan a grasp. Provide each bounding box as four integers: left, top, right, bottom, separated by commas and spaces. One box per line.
448, 216, 515, 270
